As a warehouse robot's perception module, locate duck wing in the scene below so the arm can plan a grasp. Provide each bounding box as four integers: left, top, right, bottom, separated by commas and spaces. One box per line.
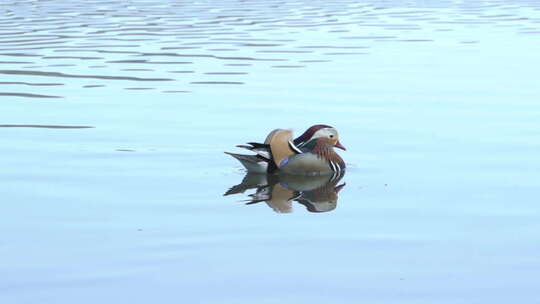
267, 129, 299, 168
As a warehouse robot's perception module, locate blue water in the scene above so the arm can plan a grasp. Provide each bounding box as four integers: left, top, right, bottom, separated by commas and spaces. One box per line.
1, 0, 540, 303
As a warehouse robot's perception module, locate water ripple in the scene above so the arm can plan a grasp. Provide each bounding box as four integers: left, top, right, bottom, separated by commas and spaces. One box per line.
0, 124, 93, 128
0, 92, 62, 98
0, 0, 538, 96
0, 70, 174, 81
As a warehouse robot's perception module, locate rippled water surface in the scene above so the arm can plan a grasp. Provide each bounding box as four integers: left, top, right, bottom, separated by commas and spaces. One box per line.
2, 0, 540, 303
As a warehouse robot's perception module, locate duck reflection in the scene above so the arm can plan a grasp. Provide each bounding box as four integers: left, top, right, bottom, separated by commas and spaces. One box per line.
224, 172, 346, 213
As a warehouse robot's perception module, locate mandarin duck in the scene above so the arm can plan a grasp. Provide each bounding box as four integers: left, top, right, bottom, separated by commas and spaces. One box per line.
225, 125, 346, 175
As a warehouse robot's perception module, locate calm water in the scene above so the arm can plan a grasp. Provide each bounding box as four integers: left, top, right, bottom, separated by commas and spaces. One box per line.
1, 0, 540, 303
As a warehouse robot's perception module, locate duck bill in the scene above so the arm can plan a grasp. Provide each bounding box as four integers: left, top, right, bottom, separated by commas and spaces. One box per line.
335, 140, 347, 151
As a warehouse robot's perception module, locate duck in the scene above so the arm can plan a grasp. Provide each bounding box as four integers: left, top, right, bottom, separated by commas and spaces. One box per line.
225, 124, 346, 175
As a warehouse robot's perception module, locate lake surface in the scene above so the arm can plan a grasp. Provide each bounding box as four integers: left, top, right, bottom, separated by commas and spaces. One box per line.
1, 0, 540, 303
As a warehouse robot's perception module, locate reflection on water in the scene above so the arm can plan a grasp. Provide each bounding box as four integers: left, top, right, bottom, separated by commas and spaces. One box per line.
225, 172, 346, 213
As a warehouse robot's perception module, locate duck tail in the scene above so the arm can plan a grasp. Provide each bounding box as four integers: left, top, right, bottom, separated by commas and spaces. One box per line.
235, 142, 271, 159
225, 152, 269, 174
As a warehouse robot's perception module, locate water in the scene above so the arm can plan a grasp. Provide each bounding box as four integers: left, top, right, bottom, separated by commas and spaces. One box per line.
1, 0, 540, 303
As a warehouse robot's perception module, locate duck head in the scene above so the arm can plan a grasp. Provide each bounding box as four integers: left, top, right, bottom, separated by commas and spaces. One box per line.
294, 124, 346, 150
